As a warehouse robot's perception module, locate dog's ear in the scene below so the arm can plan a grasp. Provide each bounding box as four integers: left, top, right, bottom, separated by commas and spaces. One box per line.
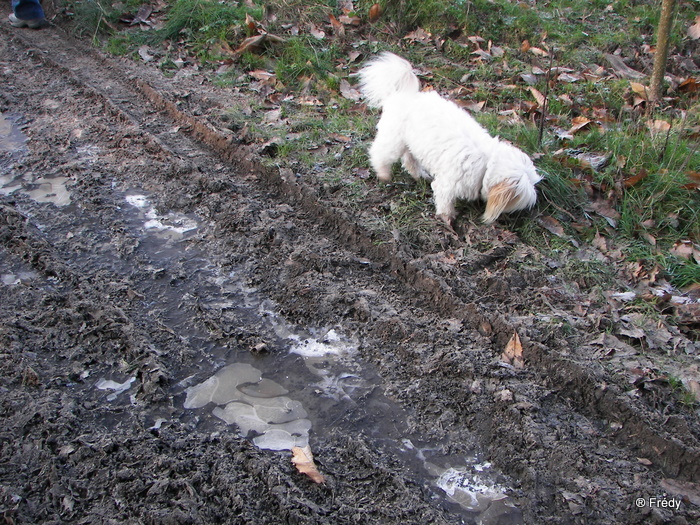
482, 180, 519, 223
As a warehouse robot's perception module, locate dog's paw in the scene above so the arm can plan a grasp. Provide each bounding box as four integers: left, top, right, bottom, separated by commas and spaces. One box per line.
437, 213, 458, 235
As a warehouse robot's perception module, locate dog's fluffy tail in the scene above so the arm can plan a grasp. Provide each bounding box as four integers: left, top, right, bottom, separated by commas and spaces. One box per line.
357, 52, 420, 108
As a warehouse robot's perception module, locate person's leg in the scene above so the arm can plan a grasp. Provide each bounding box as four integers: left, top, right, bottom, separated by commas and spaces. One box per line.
10, 0, 46, 27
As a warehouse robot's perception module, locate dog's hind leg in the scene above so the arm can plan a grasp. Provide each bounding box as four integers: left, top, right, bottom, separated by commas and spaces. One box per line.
369, 121, 406, 182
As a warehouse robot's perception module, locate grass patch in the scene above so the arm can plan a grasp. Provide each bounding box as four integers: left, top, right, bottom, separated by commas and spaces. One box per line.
64, 0, 700, 289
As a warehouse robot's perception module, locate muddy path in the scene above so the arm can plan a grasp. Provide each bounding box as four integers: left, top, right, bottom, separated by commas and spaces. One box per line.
1, 21, 699, 525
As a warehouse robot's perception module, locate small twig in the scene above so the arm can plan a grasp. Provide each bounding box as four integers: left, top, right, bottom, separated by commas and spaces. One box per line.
658, 117, 673, 164
433, 71, 472, 93
538, 51, 554, 148
678, 140, 699, 174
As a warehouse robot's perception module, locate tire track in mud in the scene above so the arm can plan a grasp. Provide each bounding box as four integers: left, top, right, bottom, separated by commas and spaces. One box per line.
2, 24, 699, 523
2, 29, 470, 525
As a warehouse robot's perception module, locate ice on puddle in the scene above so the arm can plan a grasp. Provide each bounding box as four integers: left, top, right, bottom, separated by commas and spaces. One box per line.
238, 378, 289, 398
184, 363, 310, 451
96, 376, 136, 401
183, 363, 262, 409
253, 428, 310, 451
434, 466, 508, 512
289, 328, 355, 357
125, 194, 150, 208
126, 193, 198, 235
1, 271, 36, 286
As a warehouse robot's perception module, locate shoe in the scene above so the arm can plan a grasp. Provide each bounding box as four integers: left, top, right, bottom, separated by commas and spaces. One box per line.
9, 13, 47, 29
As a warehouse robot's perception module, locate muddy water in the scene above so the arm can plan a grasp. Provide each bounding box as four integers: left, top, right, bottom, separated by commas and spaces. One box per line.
9, 172, 522, 522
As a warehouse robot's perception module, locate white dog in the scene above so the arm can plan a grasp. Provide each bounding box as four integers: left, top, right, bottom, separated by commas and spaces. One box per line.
358, 52, 541, 225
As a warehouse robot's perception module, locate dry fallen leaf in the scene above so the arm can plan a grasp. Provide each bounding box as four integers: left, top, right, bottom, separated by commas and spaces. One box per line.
688, 15, 700, 40
368, 3, 382, 23
623, 168, 649, 188
678, 77, 698, 94
403, 27, 432, 44
630, 81, 650, 100
605, 54, 645, 80
646, 119, 671, 136
292, 445, 325, 484
339, 79, 362, 101
528, 87, 545, 107
234, 33, 285, 56
329, 14, 344, 37
537, 216, 567, 239
501, 331, 524, 369
568, 116, 592, 135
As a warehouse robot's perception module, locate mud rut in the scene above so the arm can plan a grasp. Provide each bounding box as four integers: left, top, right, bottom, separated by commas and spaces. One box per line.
1, 22, 699, 525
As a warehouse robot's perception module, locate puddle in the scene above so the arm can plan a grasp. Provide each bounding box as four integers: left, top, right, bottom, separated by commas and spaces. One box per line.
75, 187, 523, 522
0, 112, 28, 154
185, 363, 312, 451
0, 173, 72, 206
1, 270, 38, 286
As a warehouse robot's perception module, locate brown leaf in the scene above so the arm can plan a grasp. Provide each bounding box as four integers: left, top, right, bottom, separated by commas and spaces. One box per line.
291, 446, 325, 484
329, 14, 344, 37
459, 100, 486, 113
339, 14, 361, 26
501, 332, 524, 369
309, 24, 326, 39
584, 200, 618, 229
520, 40, 531, 53
339, 79, 362, 101
403, 27, 432, 44
557, 72, 582, 83
528, 87, 545, 107
529, 46, 549, 57
248, 69, 276, 82
537, 216, 567, 238
245, 13, 258, 35
234, 33, 285, 56
605, 54, 645, 80
630, 82, 650, 100
130, 4, 153, 26
678, 77, 698, 94
623, 168, 649, 188
568, 116, 592, 135
688, 15, 700, 40
640, 231, 656, 246
646, 119, 671, 136
368, 3, 382, 23
670, 240, 700, 262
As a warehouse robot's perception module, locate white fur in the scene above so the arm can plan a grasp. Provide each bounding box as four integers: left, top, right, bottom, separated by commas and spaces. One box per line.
358, 52, 541, 224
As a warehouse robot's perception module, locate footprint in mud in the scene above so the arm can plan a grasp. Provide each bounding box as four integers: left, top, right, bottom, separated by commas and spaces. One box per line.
184, 363, 312, 451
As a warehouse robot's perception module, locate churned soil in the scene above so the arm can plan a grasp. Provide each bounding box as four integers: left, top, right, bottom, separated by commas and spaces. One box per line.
1, 18, 699, 525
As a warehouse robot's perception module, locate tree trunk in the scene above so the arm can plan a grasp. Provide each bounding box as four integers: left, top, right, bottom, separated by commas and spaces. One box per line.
649, 0, 677, 101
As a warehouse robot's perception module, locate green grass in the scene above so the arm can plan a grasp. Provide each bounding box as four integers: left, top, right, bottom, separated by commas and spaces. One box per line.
65, 0, 700, 289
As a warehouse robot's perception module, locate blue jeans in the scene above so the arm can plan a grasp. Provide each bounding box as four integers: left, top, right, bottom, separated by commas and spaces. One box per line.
12, 0, 45, 20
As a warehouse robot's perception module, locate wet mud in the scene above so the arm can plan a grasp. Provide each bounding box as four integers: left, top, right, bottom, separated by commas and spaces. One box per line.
1, 20, 699, 525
